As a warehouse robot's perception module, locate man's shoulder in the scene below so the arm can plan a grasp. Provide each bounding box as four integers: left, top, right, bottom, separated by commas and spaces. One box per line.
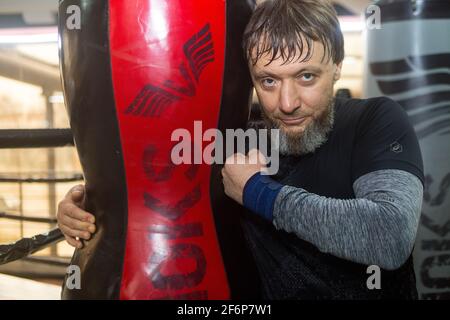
336, 96, 408, 129
343, 97, 424, 185
336, 96, 400, 113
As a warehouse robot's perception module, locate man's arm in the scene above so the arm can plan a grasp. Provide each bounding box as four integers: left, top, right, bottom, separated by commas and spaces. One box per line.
222, 150, 423, 270
270, 169, 422, 270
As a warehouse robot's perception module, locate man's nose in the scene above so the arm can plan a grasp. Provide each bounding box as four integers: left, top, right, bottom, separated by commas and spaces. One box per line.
279, 81, 300, 114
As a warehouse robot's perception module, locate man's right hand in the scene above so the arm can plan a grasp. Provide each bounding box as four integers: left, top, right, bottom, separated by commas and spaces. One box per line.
57, 184, 96, 248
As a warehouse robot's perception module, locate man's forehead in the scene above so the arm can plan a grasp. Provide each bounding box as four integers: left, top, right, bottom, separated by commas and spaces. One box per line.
249, 40, 330, 70
249, 41, 331, 75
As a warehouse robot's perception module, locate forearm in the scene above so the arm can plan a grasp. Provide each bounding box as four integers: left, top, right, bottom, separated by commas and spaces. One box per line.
272, 169, 423, 270
242, 169, 423, 270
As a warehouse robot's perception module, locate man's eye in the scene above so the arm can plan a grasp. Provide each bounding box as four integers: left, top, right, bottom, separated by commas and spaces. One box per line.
300, 73, 315, 82
262, 78, 276, 87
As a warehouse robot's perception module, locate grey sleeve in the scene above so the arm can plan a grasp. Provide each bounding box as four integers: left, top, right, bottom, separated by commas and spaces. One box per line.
272, 169, 423, 270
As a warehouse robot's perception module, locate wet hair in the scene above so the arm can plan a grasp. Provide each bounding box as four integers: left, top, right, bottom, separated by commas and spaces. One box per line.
243, 0, 344, 66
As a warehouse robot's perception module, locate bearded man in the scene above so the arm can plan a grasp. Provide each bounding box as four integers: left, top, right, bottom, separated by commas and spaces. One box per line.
221, 0, 424, 299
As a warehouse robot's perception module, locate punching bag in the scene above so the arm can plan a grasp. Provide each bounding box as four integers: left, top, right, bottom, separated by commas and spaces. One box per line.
58, 0, 260, 299
364, 0, 450, 299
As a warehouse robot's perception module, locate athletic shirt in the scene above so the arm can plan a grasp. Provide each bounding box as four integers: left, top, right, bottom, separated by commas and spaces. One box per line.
241, 96, 425, 299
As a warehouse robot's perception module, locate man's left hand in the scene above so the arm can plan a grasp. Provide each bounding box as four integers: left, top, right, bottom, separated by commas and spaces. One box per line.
221, 149, 268, 205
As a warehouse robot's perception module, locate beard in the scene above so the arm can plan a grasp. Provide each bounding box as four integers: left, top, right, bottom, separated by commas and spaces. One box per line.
262, 99, 335, 156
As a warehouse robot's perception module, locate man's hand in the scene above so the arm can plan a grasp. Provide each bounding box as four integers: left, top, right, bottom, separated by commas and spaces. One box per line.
56, 184, 96, 248
221, 149, 268, 205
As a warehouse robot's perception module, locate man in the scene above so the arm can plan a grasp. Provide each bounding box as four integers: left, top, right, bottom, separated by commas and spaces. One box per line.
57, 0, 424, 299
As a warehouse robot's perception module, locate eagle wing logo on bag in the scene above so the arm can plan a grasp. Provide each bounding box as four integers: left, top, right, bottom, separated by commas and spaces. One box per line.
125, 23, 214, 118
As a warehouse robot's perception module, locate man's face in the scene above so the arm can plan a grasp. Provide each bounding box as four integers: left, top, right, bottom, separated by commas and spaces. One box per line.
248, 40, 342, 155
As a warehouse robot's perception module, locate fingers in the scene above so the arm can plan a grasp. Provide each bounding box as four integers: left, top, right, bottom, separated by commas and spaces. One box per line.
247, 148, 260, 158
247, 148, 268, 165
64, 202, 95, 224
225, 153, 246, 165
65, 184, 86, 208
58, 184, 96, 247
57, 202, 95, 237
224, 150, 267, 167
59, 209, 96, 233
59, 224, 91, 241
64, 235, 83, 249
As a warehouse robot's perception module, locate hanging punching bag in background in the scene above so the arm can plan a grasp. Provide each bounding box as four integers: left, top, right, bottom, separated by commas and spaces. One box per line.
58, 0, 261, 299
364, 0, 450, 299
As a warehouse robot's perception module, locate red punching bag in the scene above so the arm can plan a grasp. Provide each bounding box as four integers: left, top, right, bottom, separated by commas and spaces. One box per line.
58, 0, 260, 299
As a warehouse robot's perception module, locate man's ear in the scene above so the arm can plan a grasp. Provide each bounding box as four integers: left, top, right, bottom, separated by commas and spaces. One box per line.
334, 62, 343, 82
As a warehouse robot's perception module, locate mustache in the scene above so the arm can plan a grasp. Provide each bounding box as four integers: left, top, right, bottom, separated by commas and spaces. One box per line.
267, 112, 313, 127
264, 107, 315, 121
274, 113, 312, 120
